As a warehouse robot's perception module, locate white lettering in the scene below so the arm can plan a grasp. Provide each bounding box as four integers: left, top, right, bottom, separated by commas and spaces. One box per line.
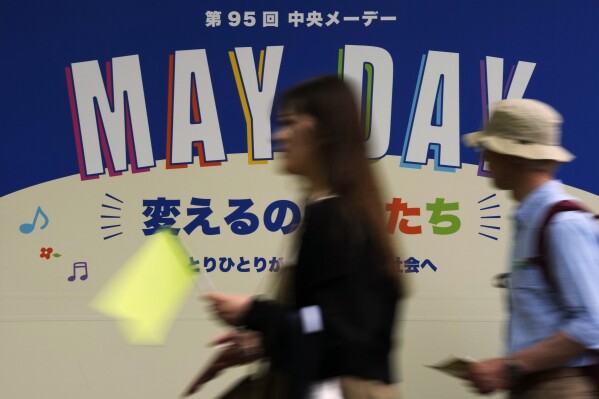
402, 51, 460, 170
343, 45, 393, 159
71, 55, 154, 176
170, 49, 226, 165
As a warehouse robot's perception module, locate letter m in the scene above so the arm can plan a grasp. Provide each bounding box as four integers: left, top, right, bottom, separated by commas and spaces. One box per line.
66, 55, 154, 179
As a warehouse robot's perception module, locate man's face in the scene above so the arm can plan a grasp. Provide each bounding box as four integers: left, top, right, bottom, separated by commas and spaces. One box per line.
483, 149, 520, 190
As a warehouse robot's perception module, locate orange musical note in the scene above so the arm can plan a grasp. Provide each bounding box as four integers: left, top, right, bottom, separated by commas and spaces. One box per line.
20, 206, 49, 234
68, 262, 88, 282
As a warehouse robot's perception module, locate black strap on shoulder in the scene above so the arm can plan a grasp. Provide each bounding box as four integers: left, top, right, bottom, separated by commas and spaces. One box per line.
531, 200, 591, 291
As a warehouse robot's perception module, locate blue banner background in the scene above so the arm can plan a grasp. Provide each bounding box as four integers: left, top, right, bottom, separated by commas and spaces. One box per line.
1, 0, 597, 196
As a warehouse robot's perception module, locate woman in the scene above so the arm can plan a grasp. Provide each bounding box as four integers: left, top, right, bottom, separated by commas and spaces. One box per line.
204, 75, 403, 399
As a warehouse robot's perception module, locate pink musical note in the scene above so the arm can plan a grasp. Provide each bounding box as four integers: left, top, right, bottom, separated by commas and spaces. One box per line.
68, 262, 88, 282
19, 206, 49, 234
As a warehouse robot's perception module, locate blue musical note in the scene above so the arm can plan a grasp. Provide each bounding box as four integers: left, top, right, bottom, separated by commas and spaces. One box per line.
19, 206, 49, 234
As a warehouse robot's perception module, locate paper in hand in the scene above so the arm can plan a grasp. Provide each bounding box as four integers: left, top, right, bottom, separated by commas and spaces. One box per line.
426, 355, 475, 379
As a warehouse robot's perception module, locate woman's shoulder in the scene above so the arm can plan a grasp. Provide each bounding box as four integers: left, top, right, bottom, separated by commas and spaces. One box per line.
305, 196, 342, 218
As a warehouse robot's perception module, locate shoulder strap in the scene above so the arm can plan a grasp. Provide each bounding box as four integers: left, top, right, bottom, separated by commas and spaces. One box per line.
533, 201, 599, 379
532, 200, 595, 291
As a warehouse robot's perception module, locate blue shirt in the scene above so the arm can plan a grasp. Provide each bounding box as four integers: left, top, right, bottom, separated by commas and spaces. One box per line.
508, 180, 599, 367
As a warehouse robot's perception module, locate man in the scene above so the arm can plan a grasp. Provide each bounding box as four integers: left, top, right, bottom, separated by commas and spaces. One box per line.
463, 98, 599, 398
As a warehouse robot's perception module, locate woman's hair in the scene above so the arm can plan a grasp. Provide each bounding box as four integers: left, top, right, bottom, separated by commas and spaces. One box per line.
278, 75, 402, 295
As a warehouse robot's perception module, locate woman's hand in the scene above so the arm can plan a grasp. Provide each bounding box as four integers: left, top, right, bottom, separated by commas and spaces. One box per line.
182, 330, 263, 396
203, 293, 253, 326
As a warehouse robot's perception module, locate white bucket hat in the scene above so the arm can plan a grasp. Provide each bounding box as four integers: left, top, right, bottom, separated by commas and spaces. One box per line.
463, 98, 574, 162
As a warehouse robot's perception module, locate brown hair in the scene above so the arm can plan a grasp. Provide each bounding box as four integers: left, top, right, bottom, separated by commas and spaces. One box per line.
278, 75, 402, 295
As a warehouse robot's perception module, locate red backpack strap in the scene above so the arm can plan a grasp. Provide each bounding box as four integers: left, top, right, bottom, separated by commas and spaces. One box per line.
530, 200, 589, 292
532, 200, 599, 385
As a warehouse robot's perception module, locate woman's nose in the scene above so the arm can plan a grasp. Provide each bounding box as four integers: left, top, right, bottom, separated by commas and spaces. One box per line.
272, 129, 288, 150
275, 127, 291, 142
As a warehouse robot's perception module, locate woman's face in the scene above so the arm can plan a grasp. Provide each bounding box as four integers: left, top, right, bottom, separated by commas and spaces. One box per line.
273, 110, 320, 176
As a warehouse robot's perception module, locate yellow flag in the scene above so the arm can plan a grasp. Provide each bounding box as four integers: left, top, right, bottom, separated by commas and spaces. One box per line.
92, 230, 195, 345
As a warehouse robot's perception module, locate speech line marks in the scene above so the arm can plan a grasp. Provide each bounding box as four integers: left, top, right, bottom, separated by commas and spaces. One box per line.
101, 193, 124, 240
477, 193, 502, 240
20, 206, 49, 234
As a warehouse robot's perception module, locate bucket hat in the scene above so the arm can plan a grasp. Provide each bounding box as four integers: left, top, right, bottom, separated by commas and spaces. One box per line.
463, 98, 574, 162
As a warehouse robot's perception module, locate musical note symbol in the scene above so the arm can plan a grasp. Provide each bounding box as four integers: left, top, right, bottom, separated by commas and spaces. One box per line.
68, 262, 88, 282
19, 206, 49, 234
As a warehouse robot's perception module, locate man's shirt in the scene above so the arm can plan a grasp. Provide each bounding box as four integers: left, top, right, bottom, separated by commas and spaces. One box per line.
509, 180, 599, 367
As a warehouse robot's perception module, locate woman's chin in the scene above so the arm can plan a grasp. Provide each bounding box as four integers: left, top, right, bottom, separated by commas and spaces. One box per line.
276, 159, 293, 175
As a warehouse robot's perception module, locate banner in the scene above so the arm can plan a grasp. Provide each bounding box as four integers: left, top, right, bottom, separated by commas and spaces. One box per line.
1, 1, 598, 398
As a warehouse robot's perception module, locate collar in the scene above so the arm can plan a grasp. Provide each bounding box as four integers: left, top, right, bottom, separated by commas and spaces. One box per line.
306, 193, 338, 204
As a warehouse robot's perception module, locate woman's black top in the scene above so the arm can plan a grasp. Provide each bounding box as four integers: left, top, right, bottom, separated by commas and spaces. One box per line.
244, 197, 399, 399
